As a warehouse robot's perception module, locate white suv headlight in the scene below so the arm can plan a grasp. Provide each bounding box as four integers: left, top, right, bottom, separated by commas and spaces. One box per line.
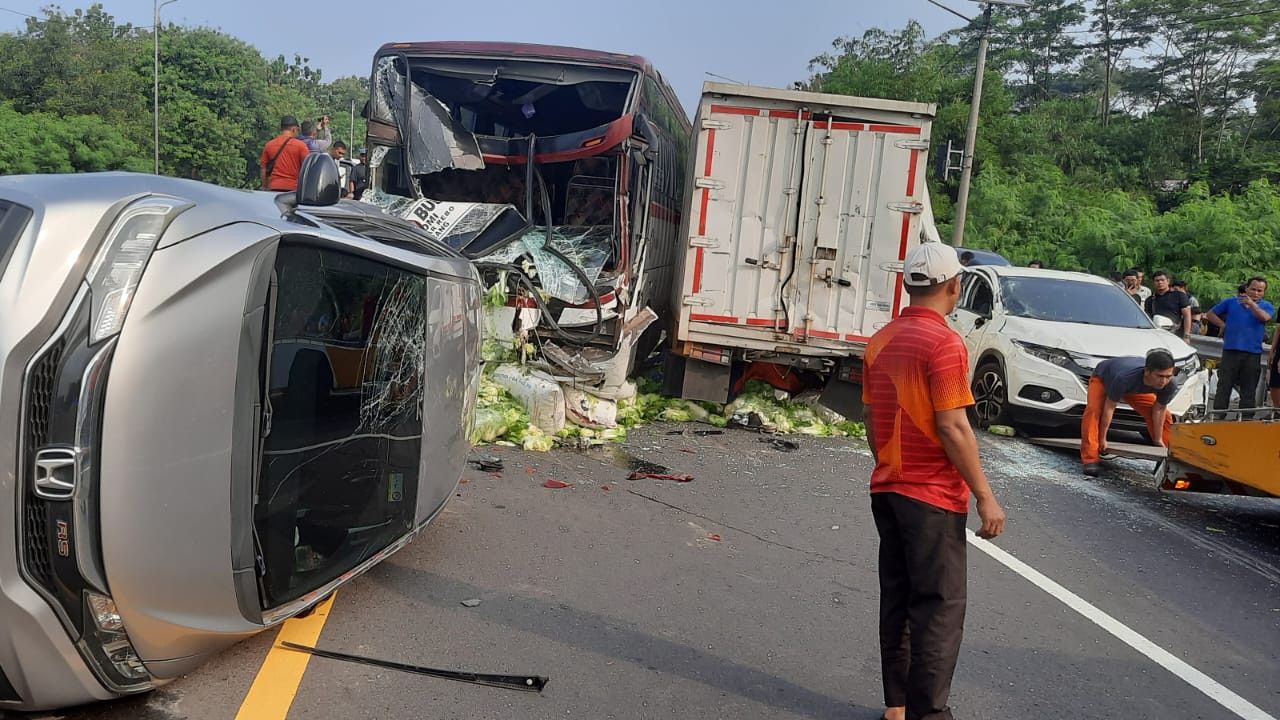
85, 196, 191, 343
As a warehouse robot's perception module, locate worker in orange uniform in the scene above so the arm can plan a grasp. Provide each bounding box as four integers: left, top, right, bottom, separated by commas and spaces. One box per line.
1080, 349, 1180, 476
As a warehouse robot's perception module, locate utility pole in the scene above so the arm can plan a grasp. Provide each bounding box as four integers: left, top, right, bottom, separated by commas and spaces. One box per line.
951, 4, 993, 248
950, 0, 1027, 247
153, 0, 180, 175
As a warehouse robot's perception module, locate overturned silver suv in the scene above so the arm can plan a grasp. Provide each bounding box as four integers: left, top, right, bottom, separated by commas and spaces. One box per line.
0, 158, 481, 710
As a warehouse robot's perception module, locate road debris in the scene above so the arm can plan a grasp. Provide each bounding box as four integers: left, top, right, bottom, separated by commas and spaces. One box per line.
707, 533, 722, 542
542, 479, 572, 489
281, 642, 547, 693
987, 424, 1017, 437
460, 598, 482, 608
628, 471, 694, 483
761, 437, 800, 452
468, 456, 504, 471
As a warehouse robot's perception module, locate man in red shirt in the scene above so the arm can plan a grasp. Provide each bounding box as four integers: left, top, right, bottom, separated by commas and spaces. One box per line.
862, 242, 1006, 720
259, 116, 310, 191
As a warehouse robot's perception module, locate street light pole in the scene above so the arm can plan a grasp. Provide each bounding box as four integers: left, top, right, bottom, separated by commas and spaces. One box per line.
154, 0, 180, 175
951, 3, 992, 248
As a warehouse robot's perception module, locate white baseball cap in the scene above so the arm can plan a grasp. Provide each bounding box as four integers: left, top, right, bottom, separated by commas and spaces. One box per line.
903, 242, 964, 286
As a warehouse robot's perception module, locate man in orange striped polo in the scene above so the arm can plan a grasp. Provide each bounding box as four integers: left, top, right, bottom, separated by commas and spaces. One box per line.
862, 242, 1006, 720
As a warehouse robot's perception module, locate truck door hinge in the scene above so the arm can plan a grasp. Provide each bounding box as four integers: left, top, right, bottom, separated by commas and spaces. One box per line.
887, 201, 924, 214
683, 295, 714, 307
689, 236, 719, 248
895, 139, 931, 151
695, 177, 725, 190
702, 119, 731, 131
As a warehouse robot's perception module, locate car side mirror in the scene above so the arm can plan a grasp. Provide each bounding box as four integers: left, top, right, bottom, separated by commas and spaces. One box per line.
296, 153, 341, 207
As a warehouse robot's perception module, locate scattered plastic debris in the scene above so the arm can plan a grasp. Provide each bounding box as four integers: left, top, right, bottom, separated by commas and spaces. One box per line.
460, 599, 482, 608
707, 533, 722, 542
542, 479, 572, 489
628, 471, 694, 483
761, 437, 800, 452
468, 456, 504, 472
600, 485, 611, 492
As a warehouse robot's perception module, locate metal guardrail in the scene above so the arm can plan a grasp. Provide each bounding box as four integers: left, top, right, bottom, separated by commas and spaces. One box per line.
1186, 333, 1273, 408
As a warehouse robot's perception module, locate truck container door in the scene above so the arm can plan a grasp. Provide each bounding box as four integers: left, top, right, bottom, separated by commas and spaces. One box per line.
679, 104, 807, 342
789, 118, 928, 345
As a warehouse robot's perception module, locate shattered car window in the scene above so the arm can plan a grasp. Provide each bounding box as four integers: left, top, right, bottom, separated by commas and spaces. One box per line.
373, 55, 485, 175
256, 244, 426, 609
479, 226, 613, 304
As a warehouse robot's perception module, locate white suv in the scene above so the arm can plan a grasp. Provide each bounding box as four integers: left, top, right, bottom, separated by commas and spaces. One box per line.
949, 266, 1208, 435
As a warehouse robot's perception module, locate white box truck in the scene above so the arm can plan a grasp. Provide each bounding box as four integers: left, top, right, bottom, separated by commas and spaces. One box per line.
664, 82, 939, 415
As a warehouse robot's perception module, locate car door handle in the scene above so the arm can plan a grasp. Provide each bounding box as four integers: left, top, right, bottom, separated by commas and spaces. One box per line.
974, 317, 986, 328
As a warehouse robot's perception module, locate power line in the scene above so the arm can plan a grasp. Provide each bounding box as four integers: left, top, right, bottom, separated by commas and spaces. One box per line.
0, 6, 37, 18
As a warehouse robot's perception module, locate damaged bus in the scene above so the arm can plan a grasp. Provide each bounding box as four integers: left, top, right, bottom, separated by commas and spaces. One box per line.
363, 42, 690, 386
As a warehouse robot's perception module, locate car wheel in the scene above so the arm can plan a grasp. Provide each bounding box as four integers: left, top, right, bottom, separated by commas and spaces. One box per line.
971, 360, 1010, 429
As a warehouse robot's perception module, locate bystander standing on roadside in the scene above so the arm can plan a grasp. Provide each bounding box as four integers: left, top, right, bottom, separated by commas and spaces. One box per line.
258, 115, 310, 191
862, 242, 1006, 720
301, 116, 333, 154
1135, 268, 1151, 303
1144, 270, 1192, 338
1172, 279, 1203, 334
331, 141, 353, 198
1122, 269, 1144, 304
1269, 324, 1280, 408
1206, 276, 1275, 411
350, 147, 369, 201
1028, 259, 1043, 269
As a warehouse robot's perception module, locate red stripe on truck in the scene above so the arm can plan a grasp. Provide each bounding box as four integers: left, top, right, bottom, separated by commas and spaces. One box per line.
891, 149, 922, 318
813, 121, 865, 131
868, 124, 921, 134
710, 105, 807, 120
693, 127, 717, 295
690, 313, 739, 324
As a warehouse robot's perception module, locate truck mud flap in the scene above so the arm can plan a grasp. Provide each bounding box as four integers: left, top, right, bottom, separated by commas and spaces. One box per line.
664, 354, 732, 404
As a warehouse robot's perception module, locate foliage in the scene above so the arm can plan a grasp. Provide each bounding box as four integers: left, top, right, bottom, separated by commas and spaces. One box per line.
0, 4, 369, 186
801, 4, 1280, 307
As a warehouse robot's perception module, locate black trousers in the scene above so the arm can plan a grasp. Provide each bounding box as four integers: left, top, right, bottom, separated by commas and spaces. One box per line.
872, 492, 968, 720
1214, 350, 1262, 410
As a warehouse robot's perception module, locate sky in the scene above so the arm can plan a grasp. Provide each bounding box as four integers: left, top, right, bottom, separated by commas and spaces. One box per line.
1, 0, 970, 112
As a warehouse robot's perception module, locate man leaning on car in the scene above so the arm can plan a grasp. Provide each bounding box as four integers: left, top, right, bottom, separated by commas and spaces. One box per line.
1080, 350, 1180, 476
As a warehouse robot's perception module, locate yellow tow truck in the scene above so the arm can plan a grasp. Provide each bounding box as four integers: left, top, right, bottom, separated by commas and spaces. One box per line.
1159, 408, 1280, 498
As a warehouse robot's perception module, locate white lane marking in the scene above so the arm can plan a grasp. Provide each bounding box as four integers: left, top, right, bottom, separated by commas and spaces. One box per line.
967, 530, 1277, 720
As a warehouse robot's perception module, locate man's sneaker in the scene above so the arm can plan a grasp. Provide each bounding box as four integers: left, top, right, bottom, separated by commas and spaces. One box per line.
1083, 463, 1102, 477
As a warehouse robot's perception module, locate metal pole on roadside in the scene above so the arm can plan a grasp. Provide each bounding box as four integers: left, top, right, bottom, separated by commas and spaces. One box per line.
350, 99, 356, 151
153, 0, 180, 175
951, 3, 993, 248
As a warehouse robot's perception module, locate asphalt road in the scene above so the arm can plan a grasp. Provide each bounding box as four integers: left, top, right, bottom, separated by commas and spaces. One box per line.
19, 423, 1280, 720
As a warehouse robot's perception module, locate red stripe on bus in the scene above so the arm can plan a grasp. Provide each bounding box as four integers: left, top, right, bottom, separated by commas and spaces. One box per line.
868, 124, 921, 135
690, 313, 739, 324
693, 127, 717, 295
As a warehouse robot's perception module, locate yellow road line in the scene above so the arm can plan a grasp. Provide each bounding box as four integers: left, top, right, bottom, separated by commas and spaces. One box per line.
234, 593, 337, 720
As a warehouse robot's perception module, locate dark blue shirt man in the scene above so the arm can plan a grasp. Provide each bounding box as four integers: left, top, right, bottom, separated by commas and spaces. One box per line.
1207, 276, 1275, 410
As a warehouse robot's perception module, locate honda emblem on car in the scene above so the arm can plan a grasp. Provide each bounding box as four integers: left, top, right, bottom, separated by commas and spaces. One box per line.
33, 447, 77, 500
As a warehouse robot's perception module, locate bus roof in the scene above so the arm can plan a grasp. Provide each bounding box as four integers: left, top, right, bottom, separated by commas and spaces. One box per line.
375, 41, 652, 74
